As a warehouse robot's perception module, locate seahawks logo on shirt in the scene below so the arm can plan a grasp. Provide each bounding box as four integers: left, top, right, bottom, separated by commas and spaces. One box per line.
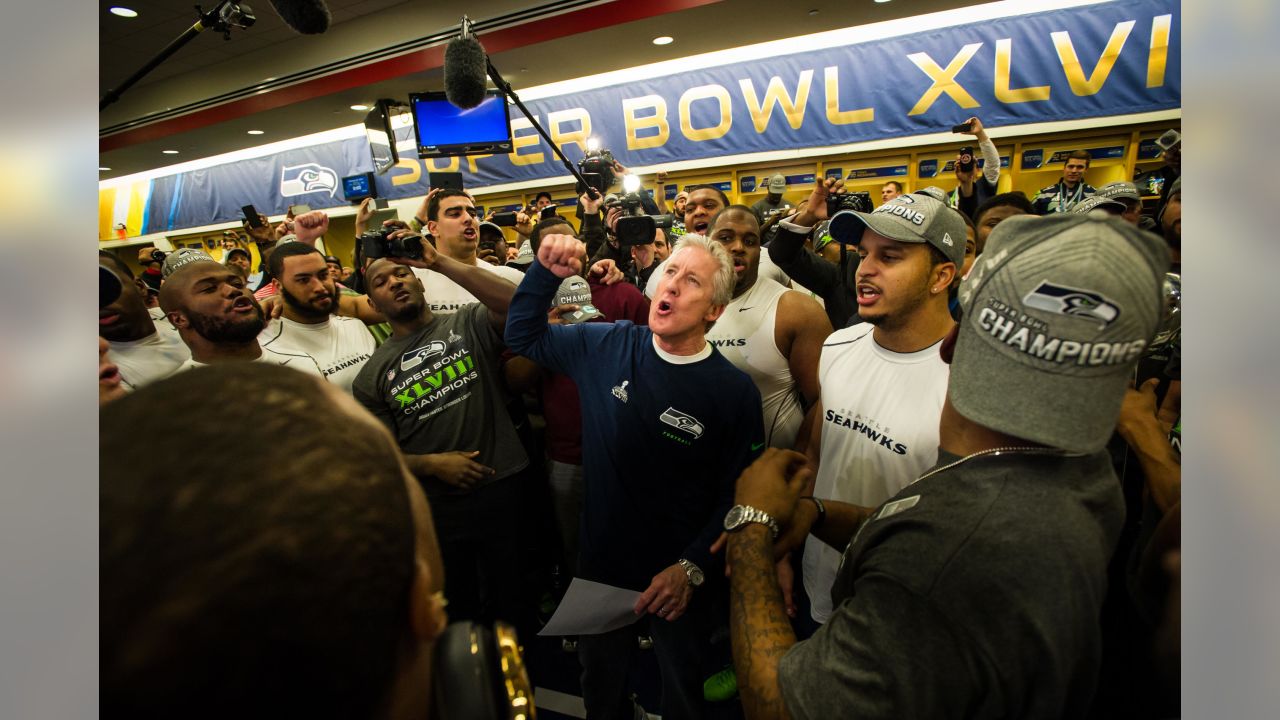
660, 407, 704, 439
1023, 281, 1120, 327
400, 341, 447, 371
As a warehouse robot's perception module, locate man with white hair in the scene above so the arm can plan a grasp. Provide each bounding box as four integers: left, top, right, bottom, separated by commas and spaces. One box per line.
506, 233, 766, 720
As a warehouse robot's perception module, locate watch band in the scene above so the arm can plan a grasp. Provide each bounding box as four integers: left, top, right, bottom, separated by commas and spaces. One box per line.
678, 558, 704, 587
803, 496, 826, 531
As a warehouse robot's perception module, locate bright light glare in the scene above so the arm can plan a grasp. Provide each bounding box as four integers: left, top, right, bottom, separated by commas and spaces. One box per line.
350, 104, 369, 111
586, 137, 600, 152
109, 7, 138, 18
652, 36, 674, 46
622, 174, 641, 193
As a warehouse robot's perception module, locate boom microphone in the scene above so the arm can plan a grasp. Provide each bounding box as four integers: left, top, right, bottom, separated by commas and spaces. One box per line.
267, 0, 332, 34
444, 17, 490, 109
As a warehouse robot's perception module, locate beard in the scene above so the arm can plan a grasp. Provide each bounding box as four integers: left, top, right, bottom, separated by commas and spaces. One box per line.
860, 275, 934, 331
281, 284, 336, 321
188, 303, 265, 343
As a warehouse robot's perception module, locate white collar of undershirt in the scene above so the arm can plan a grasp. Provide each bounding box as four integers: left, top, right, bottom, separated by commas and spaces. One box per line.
652, 335, 712, 364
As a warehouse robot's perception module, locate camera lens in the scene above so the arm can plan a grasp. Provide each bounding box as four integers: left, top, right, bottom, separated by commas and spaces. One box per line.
391, 234, 424, 260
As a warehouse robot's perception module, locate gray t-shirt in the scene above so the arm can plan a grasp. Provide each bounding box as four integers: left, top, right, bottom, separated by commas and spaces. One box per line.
779, 450, 1124, 720
352, 303, 528, 496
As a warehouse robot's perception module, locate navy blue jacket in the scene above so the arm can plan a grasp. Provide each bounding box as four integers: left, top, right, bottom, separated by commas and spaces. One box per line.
506, 262, 764, 589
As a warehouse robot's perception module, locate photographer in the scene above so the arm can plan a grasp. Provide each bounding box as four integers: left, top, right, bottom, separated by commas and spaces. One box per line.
947, 116, 1002, 220
135, 245, 165, 293
765, 178, 861, 329
752, 174, 794, 225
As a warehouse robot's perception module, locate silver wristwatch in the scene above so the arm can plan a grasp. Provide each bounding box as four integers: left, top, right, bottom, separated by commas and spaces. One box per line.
678, 558, 705, 587
723, 504, 779, 539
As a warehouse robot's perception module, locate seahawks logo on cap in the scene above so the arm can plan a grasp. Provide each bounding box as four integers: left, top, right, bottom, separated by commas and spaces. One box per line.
1023, 281, 1120, 327
400, 341, 447, 371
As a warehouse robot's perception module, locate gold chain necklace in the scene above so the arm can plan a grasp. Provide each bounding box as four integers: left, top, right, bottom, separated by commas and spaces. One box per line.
915, 446, 1078, 484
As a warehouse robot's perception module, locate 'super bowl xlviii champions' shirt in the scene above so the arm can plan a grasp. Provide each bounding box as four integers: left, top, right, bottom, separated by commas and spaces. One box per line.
352, 303, 528, 496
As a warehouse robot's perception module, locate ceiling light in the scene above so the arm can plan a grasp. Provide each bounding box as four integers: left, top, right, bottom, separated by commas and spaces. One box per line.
99, 167, 111, 171
350, 104, 369, 111
808, 9, 819, 15
247, 130, 264, 135
109, 7, 138, 18
874, 0, 892, 3
652, 36, 674, 46
162, 150, 179, 154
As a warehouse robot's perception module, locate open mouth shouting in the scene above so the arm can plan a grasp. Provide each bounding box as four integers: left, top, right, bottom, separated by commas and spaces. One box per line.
655, 299, 674, 316
856, 282, 883, 307
231, 296, 256, 314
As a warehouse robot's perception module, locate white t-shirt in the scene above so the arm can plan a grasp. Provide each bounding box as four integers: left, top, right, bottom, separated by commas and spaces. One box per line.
801, 323, 949, 623
705, 277, 804, 449
108, 316, 190, 392
412, 261, 524, 315
176, 346, 324, 376
258, 316, 377, 393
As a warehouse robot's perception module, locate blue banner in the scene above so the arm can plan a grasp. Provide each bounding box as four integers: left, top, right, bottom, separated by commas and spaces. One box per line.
130, 0, 1178, 233
848, 166, 908, 179
1022, 149, 1045, 169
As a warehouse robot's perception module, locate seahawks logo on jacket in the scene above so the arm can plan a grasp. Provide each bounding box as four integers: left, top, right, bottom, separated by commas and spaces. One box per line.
1023, 281, 1120, 327
660, 407, 704, 439
400, 341, 448, 371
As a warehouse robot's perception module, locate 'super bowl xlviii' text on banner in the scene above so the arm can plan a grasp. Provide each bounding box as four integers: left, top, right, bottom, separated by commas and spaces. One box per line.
101, 0, 1179, 238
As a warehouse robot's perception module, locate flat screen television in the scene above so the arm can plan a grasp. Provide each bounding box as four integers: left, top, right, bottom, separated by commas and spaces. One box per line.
409, 90, 513, 158
342, 172, 375, 201
364, 99, 415, 174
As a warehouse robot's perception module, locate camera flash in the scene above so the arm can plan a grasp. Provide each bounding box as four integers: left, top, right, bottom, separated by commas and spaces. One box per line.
622, 174, 641, 193
586, 137, 600, 152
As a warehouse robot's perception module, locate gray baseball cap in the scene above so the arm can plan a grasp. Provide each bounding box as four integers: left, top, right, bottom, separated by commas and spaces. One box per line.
1072, 195, 1127, 215
828, 189, 968, 267
951, 212, 1170, 453
1097, 181, 1140, 201
509, 240, 535, 266
161, 248, 215, 279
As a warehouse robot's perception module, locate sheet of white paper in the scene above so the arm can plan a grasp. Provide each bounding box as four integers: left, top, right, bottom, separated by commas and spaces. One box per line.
538, 578, 644, 636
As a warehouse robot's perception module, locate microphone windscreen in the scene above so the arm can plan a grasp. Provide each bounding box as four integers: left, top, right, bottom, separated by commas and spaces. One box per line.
267, 0, 331, 34
444, 36, 489, 109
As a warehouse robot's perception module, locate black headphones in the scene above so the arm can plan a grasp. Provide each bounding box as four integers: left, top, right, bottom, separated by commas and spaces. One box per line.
432, 621, 536, 719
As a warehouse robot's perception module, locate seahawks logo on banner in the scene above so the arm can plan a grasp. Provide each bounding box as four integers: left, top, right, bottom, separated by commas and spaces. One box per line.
1023, 281, 1120, 327
280, 163, 338, 198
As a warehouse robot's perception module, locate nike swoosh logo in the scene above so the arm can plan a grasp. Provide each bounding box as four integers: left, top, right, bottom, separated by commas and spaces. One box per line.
738, 306, 755, 312
751, 442, 765, 451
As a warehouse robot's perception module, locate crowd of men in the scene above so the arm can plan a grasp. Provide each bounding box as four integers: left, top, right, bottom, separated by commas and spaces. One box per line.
100, 119, 1183, 719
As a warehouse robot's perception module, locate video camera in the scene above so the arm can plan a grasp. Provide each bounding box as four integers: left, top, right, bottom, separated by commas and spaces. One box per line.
576, 144, 617, 195
826, 191, 873, 217
613, 177, 674, 246
359, 225, 425, 261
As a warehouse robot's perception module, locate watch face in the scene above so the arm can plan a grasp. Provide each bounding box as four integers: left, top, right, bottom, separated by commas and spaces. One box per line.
689, 566, 705, 585
724, 505, 746, 531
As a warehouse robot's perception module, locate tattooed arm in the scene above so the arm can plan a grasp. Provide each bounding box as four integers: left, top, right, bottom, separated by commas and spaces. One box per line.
729, 524, 796, 720
725, 449, 816, 720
